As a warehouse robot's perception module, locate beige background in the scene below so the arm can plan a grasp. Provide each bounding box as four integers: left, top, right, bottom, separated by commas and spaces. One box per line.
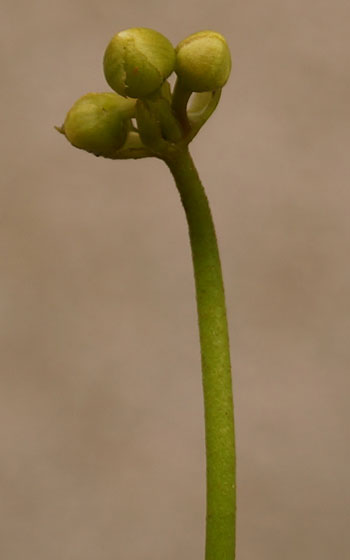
1, 1, 349, 559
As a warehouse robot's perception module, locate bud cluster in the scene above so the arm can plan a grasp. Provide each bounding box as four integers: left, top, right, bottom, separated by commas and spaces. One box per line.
58, 28, 231, 158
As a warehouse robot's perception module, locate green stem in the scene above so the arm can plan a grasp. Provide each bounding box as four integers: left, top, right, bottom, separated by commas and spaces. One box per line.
164, 147, 236, 560
171, 79, 192, 134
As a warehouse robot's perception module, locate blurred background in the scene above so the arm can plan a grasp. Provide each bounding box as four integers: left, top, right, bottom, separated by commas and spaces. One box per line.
1, 1, 349, 559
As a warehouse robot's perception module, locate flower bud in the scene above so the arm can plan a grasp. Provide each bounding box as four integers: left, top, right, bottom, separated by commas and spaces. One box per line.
175, 31, 231, 92
61, 92, 135, 156
103, 28, 175, 98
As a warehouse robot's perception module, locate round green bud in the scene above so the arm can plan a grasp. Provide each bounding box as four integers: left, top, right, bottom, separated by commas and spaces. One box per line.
175, 31, 231, 92
103, 28, 175, 98
62, 92, 135, 156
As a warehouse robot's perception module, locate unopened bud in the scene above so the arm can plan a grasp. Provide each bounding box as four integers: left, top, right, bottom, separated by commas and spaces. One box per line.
60, 92, 135, 157
103, 28, 175, 98
175, 31, 231, 92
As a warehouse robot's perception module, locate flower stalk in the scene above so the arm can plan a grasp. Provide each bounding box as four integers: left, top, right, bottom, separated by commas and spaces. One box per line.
164, 147, 236, 559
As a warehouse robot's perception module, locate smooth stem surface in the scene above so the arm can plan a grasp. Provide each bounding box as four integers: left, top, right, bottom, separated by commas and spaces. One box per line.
171, 79, 192, 134
164, 147, 236, 560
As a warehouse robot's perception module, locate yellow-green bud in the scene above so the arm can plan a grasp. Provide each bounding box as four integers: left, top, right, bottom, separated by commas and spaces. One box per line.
103, 28, 175, 98
61, 92, 135, 156
175, 31, 231, 92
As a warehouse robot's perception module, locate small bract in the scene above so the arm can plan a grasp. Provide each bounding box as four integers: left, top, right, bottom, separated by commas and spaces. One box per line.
175, 31, 231, 92
62, 93, 135, 156
103, 28, 175, 98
